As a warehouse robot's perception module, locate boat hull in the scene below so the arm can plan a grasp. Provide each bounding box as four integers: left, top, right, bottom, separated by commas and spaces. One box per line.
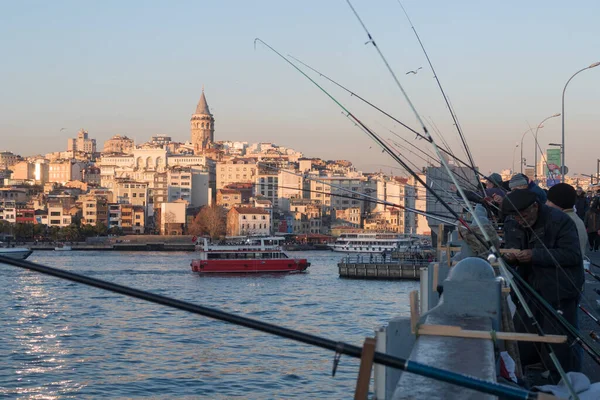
54, 247, 72, 251
191, 259, 310, 273
329, 245, 397, 253
0, 248, 33, 260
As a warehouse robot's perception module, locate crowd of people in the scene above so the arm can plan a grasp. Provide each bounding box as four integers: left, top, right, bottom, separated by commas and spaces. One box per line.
466, 172, 598, 378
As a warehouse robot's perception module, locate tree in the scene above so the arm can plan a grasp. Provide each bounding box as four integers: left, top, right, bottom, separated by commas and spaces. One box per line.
188, 204, 226, 240
94, 222, 108, 236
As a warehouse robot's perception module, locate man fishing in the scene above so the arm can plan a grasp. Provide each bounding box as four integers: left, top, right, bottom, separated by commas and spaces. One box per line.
502, 189, 584, 375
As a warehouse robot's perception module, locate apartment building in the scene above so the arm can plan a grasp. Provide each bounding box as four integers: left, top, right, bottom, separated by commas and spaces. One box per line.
226, 207, 270, 237
216, 158, 257, 190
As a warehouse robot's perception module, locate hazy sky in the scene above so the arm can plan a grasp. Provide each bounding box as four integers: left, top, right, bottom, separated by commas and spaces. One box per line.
1, 1, 598, 177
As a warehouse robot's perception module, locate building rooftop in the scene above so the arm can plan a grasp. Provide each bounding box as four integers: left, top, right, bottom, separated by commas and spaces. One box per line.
233, 207, 269, 215
194, 90, 211, 115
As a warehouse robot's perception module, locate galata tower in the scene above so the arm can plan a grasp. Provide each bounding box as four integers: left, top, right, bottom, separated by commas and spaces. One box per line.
190, 88, 215, 154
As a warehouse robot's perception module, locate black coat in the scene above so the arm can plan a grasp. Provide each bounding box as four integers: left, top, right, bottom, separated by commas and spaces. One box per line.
574, 194, 588, 220
503, 205, 584, 303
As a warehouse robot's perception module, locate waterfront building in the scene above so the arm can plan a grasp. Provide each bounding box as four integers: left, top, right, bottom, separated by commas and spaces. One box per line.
0, 201, 17, 223
335, 207, 361, 228
44, 204, 72, 227
289, 198, 322, 234
226, 207, 270, 236
158, 201, 187, 235
120, 204, 145, 234
79, 193, 109, 226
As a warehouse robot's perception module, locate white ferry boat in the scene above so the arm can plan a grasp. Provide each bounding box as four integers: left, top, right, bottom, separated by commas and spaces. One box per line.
328, 232, 415, 253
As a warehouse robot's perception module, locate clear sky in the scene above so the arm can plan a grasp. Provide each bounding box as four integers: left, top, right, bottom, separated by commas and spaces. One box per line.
1, 1, 598, 177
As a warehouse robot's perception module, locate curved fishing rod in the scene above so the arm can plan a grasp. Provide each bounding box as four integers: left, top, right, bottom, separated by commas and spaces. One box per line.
0, 255, 543, 400
340, 114, 472, 206
382, 138, 474, 208
255, 37, 596, 371
385, 134, 481, 194
396, 1, 486, 198
344, 2, 577, 392
287, 54, 492, 184
247, 45, 465, 229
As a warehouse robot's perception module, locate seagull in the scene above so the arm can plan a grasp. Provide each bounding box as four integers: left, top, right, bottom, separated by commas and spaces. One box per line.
60, 128, 67, 131
405, 67, 423, 75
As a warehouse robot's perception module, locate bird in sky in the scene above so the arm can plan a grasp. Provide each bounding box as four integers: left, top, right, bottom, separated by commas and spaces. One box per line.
59, 128, 67, 131
405, 67, 423, 75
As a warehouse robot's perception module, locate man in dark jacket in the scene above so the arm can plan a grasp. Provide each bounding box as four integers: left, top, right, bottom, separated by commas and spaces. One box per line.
502, 190, 583, 374
574, 186, 588, 220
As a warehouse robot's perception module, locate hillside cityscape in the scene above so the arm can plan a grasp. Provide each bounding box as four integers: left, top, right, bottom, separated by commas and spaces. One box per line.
0, 89, 437, 242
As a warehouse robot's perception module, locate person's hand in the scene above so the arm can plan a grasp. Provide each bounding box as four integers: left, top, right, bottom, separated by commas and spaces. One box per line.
492, 194, 503, 204
515, 249, 533, 263
503, 253, 517, 264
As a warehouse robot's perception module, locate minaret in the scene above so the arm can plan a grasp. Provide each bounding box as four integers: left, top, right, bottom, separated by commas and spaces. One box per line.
190, 87, 215, 154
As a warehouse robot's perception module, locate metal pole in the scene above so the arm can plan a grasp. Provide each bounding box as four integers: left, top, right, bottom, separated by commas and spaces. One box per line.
533, 114, 561, 183
519, 128, 532, 176
561, 63, 600, 183
520, 141, 524, 174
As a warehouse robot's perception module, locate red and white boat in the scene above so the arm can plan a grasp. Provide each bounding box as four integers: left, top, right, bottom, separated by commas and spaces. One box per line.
190, 237, 310, 274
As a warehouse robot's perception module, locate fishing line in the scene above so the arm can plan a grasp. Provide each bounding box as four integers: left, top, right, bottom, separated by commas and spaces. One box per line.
287, 54, 493, 184
396, 0, 485, 197
344, 2, 577, 392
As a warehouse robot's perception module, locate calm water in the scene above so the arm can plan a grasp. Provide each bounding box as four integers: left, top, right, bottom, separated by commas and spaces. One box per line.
0, 250, 417, 399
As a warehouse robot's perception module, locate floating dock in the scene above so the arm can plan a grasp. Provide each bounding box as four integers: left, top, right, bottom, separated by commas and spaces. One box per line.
338, 255, 428, 280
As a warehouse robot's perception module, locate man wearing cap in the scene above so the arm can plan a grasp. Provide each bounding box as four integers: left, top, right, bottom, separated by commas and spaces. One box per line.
508, 173, 547, 204
546, 183, 588, 258
461, 172, 506, 215
502, 189, 583, 373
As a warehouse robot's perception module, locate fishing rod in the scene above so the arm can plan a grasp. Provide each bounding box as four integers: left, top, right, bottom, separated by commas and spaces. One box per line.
0, 255, 544, 400
344, 2, 580, 393
579, 305, 600, 328
259, 35, 594, 376
287, 54, 493, 185
385, 134, 481, 194
586, 268, 600, 283
382, 138, 476, 208
396, 1, 486, 198
342, 115, 472, 206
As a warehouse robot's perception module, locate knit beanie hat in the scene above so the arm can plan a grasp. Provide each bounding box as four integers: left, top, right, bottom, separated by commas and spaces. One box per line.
509, 173, 529, 189
487, 173, 503, 187
547, 183, 576, 210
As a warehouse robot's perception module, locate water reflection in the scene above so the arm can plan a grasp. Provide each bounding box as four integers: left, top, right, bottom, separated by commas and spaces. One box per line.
1, 251, 416, 398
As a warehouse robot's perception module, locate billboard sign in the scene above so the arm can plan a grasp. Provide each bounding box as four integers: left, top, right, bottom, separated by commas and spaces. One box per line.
545, 148, 562, 180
